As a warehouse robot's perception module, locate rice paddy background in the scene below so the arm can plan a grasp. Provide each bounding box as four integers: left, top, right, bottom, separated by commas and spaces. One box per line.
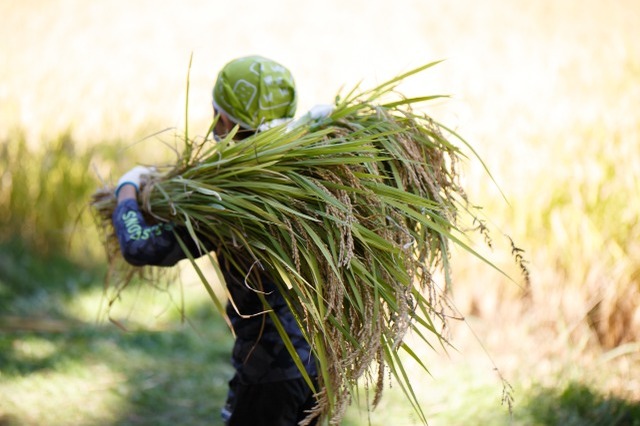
1, 0, 639, 425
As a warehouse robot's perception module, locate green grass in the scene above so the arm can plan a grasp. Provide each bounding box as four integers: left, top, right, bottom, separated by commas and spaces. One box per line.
0, 238, 99, 314
518, 381, 640, 426
0, 326, 233, 426
0, 240, 234, 426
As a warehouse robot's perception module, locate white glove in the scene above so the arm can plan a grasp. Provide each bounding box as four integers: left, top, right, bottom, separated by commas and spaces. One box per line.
116, 166, 154, 196
257, 118, 292, 132
283, 104, 336, 132
307, 104, 334, 120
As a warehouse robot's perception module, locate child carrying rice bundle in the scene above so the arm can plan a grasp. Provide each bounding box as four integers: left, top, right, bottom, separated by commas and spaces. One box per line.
92, 56, 500, 426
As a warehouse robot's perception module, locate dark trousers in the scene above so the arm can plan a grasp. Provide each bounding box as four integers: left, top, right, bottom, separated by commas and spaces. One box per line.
222, 375, 319, 426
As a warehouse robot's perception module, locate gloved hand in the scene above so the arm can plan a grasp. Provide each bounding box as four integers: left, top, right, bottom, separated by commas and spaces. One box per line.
284, 104, 335, 132
257, 117, 292, 132
307, 104, 334, 120
115, 166, 155, 197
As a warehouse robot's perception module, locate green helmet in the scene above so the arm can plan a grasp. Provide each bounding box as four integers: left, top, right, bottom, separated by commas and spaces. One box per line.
212, 55, 297, 130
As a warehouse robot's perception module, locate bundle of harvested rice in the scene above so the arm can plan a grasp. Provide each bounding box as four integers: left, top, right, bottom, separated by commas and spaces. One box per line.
92, 62, 502, 424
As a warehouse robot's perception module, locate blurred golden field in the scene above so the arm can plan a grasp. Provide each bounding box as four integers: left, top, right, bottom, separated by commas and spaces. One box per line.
2, 0, 639, 424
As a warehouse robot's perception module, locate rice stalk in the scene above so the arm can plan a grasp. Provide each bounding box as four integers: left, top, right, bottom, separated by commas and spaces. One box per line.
91, 61, 504, 424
